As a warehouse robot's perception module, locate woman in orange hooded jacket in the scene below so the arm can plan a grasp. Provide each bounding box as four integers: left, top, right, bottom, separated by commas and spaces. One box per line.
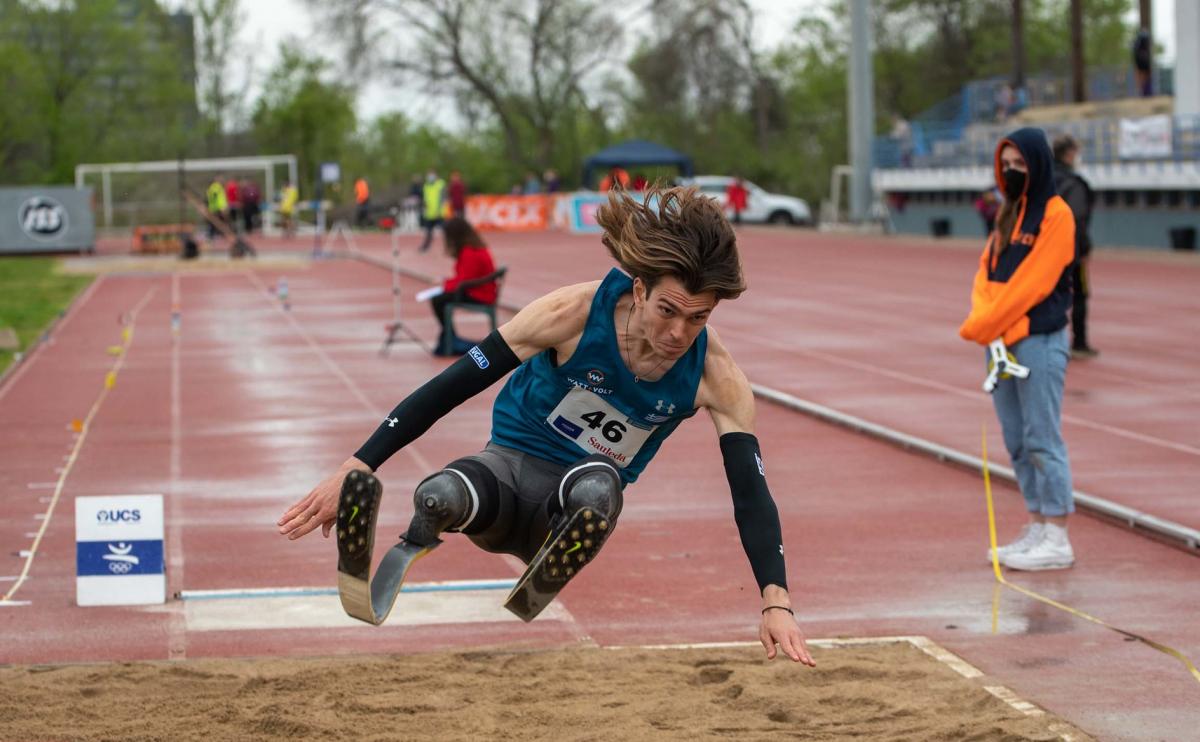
959, 127, 1077, 571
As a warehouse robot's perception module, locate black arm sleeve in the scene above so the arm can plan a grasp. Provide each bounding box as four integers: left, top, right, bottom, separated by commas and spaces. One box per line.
353, 331, 521, 470
719, 432, 788, 593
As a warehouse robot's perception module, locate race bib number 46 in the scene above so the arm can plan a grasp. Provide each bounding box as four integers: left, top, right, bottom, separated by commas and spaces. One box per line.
547, 386, 655, 468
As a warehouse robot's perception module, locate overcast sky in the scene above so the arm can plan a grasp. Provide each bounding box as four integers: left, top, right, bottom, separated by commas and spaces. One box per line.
191, 0, 1179, 127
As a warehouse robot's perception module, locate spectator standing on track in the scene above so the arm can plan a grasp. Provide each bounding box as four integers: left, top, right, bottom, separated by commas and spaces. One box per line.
725, 177, 749, 225
418, 169, 446, 252
279, 186, 816, 667
205, 175, 228, 243
448, 171, 467, 218
1052, 134, 1099, 359
406, 175, 424, 231
959, 128, 1077, 572
279, 180, 299, 237
355, 177, 371, 228
430, 217, 498, 357
225, 177, 241, 234
240, 178, 261, 234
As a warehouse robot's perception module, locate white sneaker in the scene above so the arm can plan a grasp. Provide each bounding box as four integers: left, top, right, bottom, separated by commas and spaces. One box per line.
1001, 524, 1075, 571
985, 523, 1043, 564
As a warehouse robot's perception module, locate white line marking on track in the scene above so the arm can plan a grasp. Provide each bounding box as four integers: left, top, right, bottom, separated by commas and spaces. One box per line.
242, 270, 433, 473
0, 600, 31, 607
984, 685, 1044, 716
17, 551, 32, 557
743, 333, 1200, 457
26, 483, 56, 489
167, 270, 187, 661
2, 287, 158, 604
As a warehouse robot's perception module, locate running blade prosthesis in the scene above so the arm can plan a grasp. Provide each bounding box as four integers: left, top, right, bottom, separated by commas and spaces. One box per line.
336, 470, 440, 626
504, 506, 611, 622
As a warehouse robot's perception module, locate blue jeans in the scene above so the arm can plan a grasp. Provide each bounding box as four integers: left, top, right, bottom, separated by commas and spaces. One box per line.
991, 328, 1074, 516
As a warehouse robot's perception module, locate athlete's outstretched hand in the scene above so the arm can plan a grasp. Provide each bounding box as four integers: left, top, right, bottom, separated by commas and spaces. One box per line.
760, 608, 816, 666
278, 457, 371, 540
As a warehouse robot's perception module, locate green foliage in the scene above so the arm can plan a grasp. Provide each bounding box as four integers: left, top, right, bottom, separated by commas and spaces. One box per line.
0, 0, 197, 184
0, 0, 1139, 213
250, 43, 357, 197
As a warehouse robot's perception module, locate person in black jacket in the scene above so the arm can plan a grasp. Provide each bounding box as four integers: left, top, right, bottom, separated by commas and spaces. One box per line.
1052, 134, 1099, 358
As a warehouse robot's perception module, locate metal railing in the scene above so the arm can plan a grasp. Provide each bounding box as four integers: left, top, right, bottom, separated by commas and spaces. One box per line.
877, 112, 1200, 170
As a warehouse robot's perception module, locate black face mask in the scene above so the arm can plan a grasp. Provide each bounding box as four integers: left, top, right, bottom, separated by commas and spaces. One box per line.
1002, 168, 1027, 200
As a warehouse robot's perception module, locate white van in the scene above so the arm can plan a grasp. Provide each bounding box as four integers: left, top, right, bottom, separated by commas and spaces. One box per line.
678, 175, 812, 226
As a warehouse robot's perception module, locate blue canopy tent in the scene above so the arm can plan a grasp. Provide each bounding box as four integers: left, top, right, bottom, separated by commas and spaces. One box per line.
581, 140, 694, 187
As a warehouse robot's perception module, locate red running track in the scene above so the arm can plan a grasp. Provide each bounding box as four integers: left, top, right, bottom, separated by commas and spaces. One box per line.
1, 229, 1197, 741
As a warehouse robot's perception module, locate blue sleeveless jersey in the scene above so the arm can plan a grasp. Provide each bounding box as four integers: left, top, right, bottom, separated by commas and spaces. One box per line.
491, 268, 707, 484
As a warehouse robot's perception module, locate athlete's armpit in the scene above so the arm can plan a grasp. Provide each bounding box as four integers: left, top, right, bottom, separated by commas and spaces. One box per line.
696, 327, 755, 436
498, 280, 599, 361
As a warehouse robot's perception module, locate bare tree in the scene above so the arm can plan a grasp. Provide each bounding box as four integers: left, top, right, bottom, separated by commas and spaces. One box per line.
191, 0, 252, 150
310, 0, 622, 172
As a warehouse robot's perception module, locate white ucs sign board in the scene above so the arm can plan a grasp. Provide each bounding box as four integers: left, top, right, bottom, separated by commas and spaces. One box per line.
75, 495, 165, 607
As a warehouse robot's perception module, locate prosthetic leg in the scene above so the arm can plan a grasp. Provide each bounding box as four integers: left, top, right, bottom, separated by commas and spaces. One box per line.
336, 469, 471, 625
504, 460, 623, 622
982, 338, 1030, 393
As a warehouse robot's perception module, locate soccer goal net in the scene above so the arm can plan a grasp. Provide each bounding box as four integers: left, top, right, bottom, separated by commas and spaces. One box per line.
74, 155, 298, 234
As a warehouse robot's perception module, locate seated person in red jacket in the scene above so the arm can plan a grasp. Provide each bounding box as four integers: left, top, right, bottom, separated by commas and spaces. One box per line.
433, 217, 498, 355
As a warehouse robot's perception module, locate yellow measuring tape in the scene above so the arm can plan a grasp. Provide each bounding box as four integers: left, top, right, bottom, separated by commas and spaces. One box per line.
982, 422, 1200, 685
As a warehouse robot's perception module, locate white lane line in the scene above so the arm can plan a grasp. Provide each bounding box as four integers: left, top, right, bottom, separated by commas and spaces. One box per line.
242, 270, 433, 473
984, 685, 1044, 716
26, 483, 57, 490
167, 270, 187, 662
0, 600, 32, 607
742, 333, 1200, 457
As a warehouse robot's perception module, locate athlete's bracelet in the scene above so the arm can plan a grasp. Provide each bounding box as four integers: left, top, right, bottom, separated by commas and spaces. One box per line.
761, 605, 794, 616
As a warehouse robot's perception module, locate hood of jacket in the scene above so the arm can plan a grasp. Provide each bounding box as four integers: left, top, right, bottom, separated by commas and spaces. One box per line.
994, 127, 1057, 239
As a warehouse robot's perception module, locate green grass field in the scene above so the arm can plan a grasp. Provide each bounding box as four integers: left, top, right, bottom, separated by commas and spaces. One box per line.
0, 257, 93, 375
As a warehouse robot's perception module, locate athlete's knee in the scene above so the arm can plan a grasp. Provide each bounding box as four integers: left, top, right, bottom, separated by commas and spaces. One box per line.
558, 457, 623, 522
406, 459, 505, 546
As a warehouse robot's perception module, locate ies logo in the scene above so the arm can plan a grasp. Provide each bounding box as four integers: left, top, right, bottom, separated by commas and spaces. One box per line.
19, 196, 69, 239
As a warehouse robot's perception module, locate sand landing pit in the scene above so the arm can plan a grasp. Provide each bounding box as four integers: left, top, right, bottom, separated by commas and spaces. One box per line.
0, 639, 1089, 741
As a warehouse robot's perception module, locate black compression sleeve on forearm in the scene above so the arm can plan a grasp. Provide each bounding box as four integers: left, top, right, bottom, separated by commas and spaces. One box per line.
719, 432, 788, 593
353, 331, 521, 470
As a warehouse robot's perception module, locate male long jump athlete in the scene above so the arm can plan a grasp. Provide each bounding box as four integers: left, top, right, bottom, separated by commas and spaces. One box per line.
278, 186, 815, 665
